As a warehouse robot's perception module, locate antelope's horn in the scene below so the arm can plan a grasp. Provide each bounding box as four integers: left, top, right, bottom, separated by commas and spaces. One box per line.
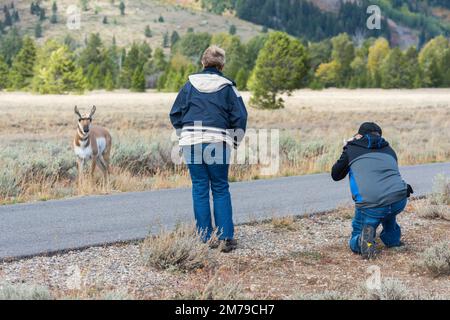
74, 106, 82, 118
89, 105, 97, 118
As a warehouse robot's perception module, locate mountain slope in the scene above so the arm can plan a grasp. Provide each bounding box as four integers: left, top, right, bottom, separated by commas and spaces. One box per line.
1, 0, 263, 47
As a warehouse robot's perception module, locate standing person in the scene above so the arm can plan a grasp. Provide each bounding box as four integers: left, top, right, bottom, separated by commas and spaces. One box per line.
331, 122, 413, 259
170, 45, 248, 253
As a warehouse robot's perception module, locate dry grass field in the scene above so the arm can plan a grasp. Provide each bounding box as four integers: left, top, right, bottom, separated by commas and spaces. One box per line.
1, 89, 450, 204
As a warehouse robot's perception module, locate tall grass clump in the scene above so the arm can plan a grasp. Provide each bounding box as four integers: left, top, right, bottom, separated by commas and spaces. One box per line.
0, 283, 53, 300
140, 224, 217, 272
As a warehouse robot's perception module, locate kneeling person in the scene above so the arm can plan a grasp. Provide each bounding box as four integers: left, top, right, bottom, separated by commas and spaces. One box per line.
331, 122, 413, 259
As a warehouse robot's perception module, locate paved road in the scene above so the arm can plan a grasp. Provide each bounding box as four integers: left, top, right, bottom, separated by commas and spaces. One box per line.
1, 162, 449, 260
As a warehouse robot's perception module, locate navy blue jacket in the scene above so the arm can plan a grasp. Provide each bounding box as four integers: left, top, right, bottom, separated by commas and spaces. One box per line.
332, 134, 408, 208
169, 68, 248, 132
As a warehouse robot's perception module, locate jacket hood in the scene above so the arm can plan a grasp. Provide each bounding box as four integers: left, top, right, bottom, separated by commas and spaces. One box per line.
188, 73, 233, 93
348, 134, 389, 150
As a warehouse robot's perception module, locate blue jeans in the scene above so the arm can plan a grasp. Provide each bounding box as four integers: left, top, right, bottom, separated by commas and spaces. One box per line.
183, 143, 233, 241
350, 198, 408, 254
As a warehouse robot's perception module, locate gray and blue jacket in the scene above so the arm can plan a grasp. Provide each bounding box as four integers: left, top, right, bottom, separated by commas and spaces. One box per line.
170, 67, 248, 148
331, 134, 408, 208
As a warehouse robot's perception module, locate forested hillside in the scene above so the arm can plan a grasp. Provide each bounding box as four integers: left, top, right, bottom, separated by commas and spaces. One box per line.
201, 0, 450, 46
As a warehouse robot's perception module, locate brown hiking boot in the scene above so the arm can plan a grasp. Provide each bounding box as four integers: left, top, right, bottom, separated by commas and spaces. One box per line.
219, 239, 238, 253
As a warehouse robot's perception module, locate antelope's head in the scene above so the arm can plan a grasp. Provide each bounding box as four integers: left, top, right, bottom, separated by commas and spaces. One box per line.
74, 105, 96, 134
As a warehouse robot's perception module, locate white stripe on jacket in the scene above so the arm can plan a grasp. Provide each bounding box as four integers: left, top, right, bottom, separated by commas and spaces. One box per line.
179, 126, 238, 149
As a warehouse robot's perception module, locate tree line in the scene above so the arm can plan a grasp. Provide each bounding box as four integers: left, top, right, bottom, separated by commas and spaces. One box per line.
1, 27, 450, 108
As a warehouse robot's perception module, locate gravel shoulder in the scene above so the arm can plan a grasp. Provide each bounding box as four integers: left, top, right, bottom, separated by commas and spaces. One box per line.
0, 201, 449, 300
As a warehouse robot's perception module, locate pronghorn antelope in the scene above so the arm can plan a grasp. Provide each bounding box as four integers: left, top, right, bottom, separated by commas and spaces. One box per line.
73, 105, 112, 189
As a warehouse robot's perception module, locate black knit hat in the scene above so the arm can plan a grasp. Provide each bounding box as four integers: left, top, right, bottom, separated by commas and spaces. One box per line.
358, 122, 382, 136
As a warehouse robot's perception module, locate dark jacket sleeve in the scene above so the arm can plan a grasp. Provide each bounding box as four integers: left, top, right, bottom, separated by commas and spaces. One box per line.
331, 147, 350, 181
169, 84, 188, 130
228, 86, 248, 130
227, 86, 248, 147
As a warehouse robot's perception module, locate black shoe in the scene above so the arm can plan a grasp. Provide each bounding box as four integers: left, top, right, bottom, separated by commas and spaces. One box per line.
219, 239, 238, 253
359, 226, 376, 260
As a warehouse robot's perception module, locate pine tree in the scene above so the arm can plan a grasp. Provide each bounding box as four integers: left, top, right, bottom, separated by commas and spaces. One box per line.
39, 8, 46, 21
249, 32, 308, 109
33, 46, 86, 94
104, 71, 115, 91
14, 10, 19, 22
50, 1, 58, 23
4, 6, 12, 26
35, 23, 43, 38
229, 24, 237, 35
8, 37, 37, 89
0, 55, 9, 89
145, 25, 152, 38
103, 16, 108, 24
170, 31, 180, 47
119, 1, 125, 15
0, 27, 23, 65
163, 32, 170, 48
235, 68, 248, 90
131, 68, 146, 92
30, 2, 36, 14
158, 15, 164, 23
119, 42, 152, 88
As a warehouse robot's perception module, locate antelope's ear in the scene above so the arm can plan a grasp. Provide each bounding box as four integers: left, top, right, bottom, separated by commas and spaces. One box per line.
74, 106, 82, 118
89, 105, 97, 118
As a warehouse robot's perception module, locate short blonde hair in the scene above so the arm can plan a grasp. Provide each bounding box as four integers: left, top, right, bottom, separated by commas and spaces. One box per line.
201, 45, 226, 70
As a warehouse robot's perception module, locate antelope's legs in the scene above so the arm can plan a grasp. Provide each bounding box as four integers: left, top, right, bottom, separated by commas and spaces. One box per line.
102, 147, 111, 189
77, 158, 84, 189
96, 155, 109, 191
90, 155, 97, 187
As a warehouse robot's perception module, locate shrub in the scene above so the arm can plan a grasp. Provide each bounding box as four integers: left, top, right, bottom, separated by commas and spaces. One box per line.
112, 140, 173, 175
0, 283, 52, 300
271, 216, 297, 231
140, 225, 217, 272
0, 166, 21, 198
431, 174, 450, 205
414, 200, 450, 221
365, 278, 412, 300
416, 242, 450, 277
414, 175, 450, 221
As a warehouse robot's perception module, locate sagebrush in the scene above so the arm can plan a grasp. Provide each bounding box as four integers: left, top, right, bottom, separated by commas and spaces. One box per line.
140, 225, 217, 272
416, 241, 450, 277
